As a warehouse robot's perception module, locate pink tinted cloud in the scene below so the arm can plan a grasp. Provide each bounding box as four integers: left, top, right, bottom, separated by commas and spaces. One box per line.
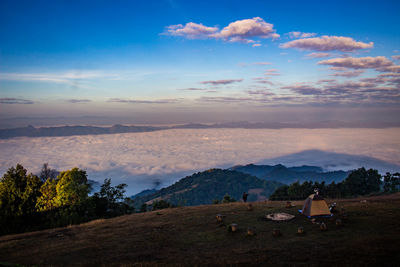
108, 98, 180, 104
392, 55, 400, 61
253, 62, 272, 65
378, 65, 400, 73
179, 88, 206, 91
197, 96, 254, 103
280, 36, 373, 52
164, 22, 218, 39
331, 70, 365, 78
281, 84, 322, 95
379, 73, 400, 78
318, 56, 394, 70
66, 99, 92, 103
306, 52, 331, 58
246, 89, 275, 96
213, 17, 279, 42
0, 98, 35, 104
165, 17, 279, 44
200, 79, 243, 85
317, 79, 336, 84
288, 31, 316, 39
265, 69, 280, 76
252, 77, 274, 85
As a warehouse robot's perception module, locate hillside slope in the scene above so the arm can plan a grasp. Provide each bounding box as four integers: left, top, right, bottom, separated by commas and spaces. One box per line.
1, 193, 399, 266
133, 169, 284, 207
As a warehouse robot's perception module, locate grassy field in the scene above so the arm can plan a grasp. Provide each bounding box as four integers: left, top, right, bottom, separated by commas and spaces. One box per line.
0, 193, 399, 266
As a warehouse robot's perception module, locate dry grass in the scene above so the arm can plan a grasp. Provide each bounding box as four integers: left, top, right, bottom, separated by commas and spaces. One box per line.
1, 193, 400, 266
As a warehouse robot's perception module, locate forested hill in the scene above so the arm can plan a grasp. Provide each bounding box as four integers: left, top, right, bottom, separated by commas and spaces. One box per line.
133, 169, 284, 208
230, 164, 350, 184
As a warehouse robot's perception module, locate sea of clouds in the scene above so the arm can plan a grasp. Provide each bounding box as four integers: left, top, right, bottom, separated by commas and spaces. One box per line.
1, 128, 399, 195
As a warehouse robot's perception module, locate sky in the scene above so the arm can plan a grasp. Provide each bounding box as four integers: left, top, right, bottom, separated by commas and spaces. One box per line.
1, 0, 400, 126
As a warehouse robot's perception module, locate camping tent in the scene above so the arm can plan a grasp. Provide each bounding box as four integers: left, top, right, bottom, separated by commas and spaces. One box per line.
300, 194, 331, 218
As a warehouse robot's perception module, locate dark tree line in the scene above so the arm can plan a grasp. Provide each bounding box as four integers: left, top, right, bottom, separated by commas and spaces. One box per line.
0, 164, 133, 236
269, 168, 398, 200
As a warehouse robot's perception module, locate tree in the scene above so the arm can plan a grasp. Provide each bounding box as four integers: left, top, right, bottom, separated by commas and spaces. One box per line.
92, 178, 128, 216
39, 163, 59, 182
326, 181, 342, 198
55, 168, 91, 207
383, 172, 400, 193
344, 168, 381, 196
96, 179, 127, 207
0, 164, 42, 217
140, 203, 148, 212
36, 178, 58, 212
269, 185, 289, 200
365, 168, 382, 193
212, 199, 220, 204
287, 181, 302, 199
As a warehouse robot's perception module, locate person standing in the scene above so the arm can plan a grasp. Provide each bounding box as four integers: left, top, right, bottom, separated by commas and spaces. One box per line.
242, 192, 249, 202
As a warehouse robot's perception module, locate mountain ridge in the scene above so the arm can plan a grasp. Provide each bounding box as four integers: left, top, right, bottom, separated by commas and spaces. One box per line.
230, 163, 350, 184
1, 121, 400, 139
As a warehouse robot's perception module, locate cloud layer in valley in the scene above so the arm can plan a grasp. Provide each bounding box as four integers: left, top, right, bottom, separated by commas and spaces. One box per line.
1, 128, 399, 195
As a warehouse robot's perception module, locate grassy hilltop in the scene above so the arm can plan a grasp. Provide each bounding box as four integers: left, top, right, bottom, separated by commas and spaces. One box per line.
1, 193, 400, 266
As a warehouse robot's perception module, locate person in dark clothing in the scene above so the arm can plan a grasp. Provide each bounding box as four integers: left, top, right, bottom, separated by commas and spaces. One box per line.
242, 192, 249, 202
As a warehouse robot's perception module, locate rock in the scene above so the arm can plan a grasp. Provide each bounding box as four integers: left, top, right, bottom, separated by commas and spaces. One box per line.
320, 222, 327, 231
216, 214, 225, 222
247, 227, 256, 236
272, 228, 281, 237
297, 226, 304, 234
230, 223, 238, 232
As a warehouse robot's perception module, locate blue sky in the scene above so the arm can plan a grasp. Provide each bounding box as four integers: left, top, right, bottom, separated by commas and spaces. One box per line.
1, 0, 400, 125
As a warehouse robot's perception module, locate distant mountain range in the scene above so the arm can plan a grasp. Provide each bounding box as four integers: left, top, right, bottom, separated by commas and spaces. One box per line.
258, 150, 400, 174
230, 164, 350, 184
1, 120, 399, 139
132, 169, 284, 208
0, 124, 161, 139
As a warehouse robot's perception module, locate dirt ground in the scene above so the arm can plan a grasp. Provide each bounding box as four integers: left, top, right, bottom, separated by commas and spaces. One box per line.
1, 193, 400, 266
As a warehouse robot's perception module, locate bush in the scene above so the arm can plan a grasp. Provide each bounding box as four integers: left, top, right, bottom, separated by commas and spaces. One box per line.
222, 194, 236, 203
152, 200, 172, 211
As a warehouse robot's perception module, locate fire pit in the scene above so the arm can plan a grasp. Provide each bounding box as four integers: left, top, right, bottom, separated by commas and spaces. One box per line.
266, 212, 295, 221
